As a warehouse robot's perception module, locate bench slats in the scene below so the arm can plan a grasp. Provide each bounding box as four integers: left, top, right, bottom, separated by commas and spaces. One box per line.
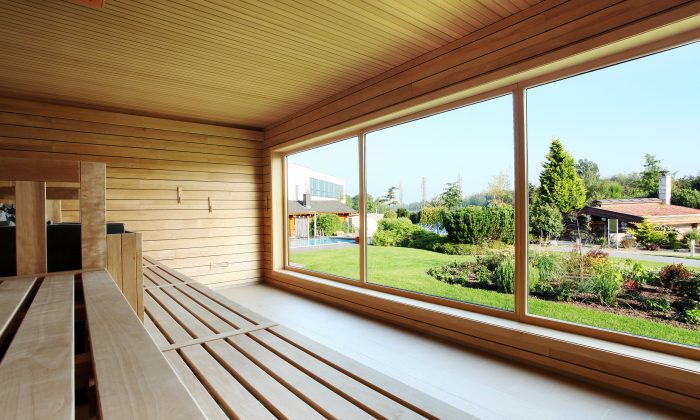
82, 270, 205, 419
145, 297, 275, 419
145, 317, 229, 420
230, 334, 375, 419
0, 274, 74, 420
270, 325, 473, 420
249, 329, 426, 419
0, 277, 36, 341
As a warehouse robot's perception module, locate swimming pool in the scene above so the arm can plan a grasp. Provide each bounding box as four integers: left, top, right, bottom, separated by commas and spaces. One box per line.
289, 237, 356, 248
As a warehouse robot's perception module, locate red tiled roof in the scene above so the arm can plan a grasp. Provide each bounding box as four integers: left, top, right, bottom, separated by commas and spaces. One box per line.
598, 202, 700, 217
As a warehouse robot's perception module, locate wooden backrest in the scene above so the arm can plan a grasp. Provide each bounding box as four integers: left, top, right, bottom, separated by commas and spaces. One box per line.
0, 157, 106, 274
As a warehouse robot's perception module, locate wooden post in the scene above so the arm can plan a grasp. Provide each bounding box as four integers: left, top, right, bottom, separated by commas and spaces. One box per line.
15, 181, 47, 275
80, 162, 107, 270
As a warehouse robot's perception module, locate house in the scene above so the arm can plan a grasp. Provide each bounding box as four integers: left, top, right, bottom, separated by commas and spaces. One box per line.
583, 175, 700, 238
0, 1, 698, 418
287, 194, 357, 238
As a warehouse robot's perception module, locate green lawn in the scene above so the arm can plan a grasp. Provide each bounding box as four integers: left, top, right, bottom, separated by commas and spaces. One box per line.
291, 246, 699, 347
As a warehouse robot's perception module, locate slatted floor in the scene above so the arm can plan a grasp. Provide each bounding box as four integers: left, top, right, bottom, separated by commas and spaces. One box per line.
143, 256, 470, 419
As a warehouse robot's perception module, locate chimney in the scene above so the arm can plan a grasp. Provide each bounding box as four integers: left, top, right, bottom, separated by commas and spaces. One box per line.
303, 193, 312, 208
659, 174, 672, 205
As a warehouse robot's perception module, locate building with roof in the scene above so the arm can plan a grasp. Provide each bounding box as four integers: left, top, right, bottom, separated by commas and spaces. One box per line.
582, 175, 700, 239
287, 164, 357, 237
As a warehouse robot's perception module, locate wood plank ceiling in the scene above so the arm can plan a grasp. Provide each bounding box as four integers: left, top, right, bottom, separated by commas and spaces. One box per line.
0, 0, 541, 129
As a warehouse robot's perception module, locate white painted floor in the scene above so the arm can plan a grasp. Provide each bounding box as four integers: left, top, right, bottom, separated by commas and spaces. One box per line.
217, 283, 690, 420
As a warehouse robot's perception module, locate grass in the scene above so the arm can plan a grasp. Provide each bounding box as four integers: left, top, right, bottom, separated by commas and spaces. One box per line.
291, 246, 699, 347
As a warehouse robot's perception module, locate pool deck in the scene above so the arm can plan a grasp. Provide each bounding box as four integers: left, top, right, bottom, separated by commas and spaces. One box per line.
290, 242, 358, 253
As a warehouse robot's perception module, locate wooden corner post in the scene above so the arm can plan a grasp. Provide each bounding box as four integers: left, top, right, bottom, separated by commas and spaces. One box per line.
81, 162, 107, 270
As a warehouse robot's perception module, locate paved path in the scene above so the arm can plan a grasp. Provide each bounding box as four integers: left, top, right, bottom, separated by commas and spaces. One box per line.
536, 243, 700, 267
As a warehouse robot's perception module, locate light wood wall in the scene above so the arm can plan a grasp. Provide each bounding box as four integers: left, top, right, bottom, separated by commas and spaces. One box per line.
0, 97, 264, 287
262, 0, 700, 274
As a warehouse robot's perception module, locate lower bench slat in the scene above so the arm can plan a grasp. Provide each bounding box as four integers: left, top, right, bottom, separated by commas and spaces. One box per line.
0, 274, 74, 420
83, 270, 205, 419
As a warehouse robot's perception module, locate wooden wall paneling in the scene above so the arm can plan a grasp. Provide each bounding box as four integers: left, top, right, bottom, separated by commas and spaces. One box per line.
0, 156, 80, 183
106, 234, 123, 290
0, 98, 264, 287
45, 200, 62, 223
80, 161, 107, 270
14, 181, 47, 275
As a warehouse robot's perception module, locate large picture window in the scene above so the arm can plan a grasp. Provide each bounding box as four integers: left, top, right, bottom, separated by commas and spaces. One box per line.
526, 42, 700, 348
281, 39, 700, 354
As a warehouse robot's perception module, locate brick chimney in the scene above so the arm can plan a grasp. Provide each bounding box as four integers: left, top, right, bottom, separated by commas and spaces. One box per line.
659, 174, 672, 205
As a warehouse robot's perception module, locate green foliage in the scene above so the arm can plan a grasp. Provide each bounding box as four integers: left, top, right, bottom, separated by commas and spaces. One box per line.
538, 139, 587, 213
443, 206, 514, 245
313, 214, 341, 236
638, 154, 665, 197
487, 170, 513, 205
529, 201, 564, 241
659, 264, 692, 289
439, 181, 463, 211
628, 221, 667, 250
641, 297, 672, 313
419, 206, 445, 228
671, 188, 700, 209
372, 218, 416, 247
383, 210, 397, 219
584, 263, 623, 305
409, 211, 421, 225
493, 259, 515, 293
684, 309, 700, 325
377, 186, 400, 208
684, 231, 700, 245
396, 208, 409, 218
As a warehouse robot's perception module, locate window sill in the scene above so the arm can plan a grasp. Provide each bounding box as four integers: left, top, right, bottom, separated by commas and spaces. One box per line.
267, 268, 700, 413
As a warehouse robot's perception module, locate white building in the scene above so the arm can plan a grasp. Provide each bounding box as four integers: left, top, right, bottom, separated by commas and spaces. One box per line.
287, 163, 346, 203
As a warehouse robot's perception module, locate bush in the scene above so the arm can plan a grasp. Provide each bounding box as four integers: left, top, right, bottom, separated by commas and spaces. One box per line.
383, 210, 397, 219
371, 217, 415, 246
420, 206, 445, 229
683, 309, 700, 325
443, 205, 514, 245
313, 214, 341, 236
406, 229, 441, 251
683, 231, 700, 245
409, 211, 421, 225
493, 258, 515, 293
396, 208, 409, 218
658, 264, 692, 289
529, 202, 564, 242
584, 263, 623, 305
628, 221, 667, 250
432, 242, 477, 255
671, 187, 700, 209
620, 238, 637, 249
641, 297, 672, 313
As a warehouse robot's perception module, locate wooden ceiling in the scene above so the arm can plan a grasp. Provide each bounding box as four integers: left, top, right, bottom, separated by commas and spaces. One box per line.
0, 0, 541, 130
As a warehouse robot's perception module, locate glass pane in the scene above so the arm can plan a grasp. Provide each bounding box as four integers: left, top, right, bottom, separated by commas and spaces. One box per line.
527, 42, 700, 348
365, 95, 515, 311
286, 137, 360, 280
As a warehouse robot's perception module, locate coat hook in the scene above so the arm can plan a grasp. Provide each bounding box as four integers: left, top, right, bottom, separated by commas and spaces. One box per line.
208, 196, 213, 213
177, 187, 183, 204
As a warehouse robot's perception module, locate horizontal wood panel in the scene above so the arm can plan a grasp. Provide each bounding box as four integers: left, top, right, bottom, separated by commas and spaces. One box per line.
0, 98, 263, 286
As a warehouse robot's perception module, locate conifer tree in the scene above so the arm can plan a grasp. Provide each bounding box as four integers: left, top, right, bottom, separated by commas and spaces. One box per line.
539, 139, 586, 213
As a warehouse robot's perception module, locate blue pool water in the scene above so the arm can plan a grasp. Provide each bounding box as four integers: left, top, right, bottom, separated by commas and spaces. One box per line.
290, 237, 356, 248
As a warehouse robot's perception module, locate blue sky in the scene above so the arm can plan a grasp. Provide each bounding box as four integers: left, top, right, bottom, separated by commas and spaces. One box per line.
288, 41, 700, 204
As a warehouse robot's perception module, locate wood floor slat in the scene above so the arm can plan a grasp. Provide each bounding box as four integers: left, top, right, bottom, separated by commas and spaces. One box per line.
0, 276, 36, 340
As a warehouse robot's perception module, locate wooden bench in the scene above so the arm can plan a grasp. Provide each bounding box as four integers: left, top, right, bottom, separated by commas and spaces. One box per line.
143, 256, 470, 420
0, 270, 205, 419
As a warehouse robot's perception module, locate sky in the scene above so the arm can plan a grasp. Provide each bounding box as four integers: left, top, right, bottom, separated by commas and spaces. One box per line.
288, 41, 700, 204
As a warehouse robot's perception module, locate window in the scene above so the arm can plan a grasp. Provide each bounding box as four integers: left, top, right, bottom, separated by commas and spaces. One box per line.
280, 38, 700, 356
526, 41, 700, 348
365, 95, 515, 310
286, 137, 360, 281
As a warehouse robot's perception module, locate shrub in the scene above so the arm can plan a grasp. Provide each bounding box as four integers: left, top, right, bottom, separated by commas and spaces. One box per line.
420, 206, 445, 229
406, 229, 441, 251
313, 214, 341, 236
409, 211, 421, 225
383, 210, 397, 219
658, 264, 692, 289
628, 221, 668, 250
684, 309, 700, 325
529, 202, 564, 242
620, 238, 637, 249
671, 187, 700, 209
493, 258, 515, 294
584, 263, 623, 305
433, 242, 477, 255
443, 205, 514, 245
641, 297, 672, 313
622, 261, 653, 288
683, 231, 700, 245
396, 208, 409, 218
372, 217, 415, 246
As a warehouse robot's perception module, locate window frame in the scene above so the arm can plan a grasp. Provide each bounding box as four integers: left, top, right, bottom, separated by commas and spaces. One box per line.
276, 34, 700, 361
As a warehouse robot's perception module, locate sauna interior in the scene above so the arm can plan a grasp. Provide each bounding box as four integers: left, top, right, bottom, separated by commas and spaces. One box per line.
0, 1, 699, 418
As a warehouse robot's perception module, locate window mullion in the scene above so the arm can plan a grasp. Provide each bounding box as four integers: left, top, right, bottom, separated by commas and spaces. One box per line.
514, 86, 528, 321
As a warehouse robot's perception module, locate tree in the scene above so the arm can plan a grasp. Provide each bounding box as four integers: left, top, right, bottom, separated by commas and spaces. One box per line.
576, 159, 600, 200
419, 206, 445, 229
344, 194, 353, 206
487, 170, 513, 205
529, 202, 564, 243
638, 154, 665, 197
439, 181, 462, 211
351, 194, 377, 212
396, 208, 409, 218
377, 186, 399, 208
539, 139, 587, 214
313, 214, 341, 236
672, 188, 700, 209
